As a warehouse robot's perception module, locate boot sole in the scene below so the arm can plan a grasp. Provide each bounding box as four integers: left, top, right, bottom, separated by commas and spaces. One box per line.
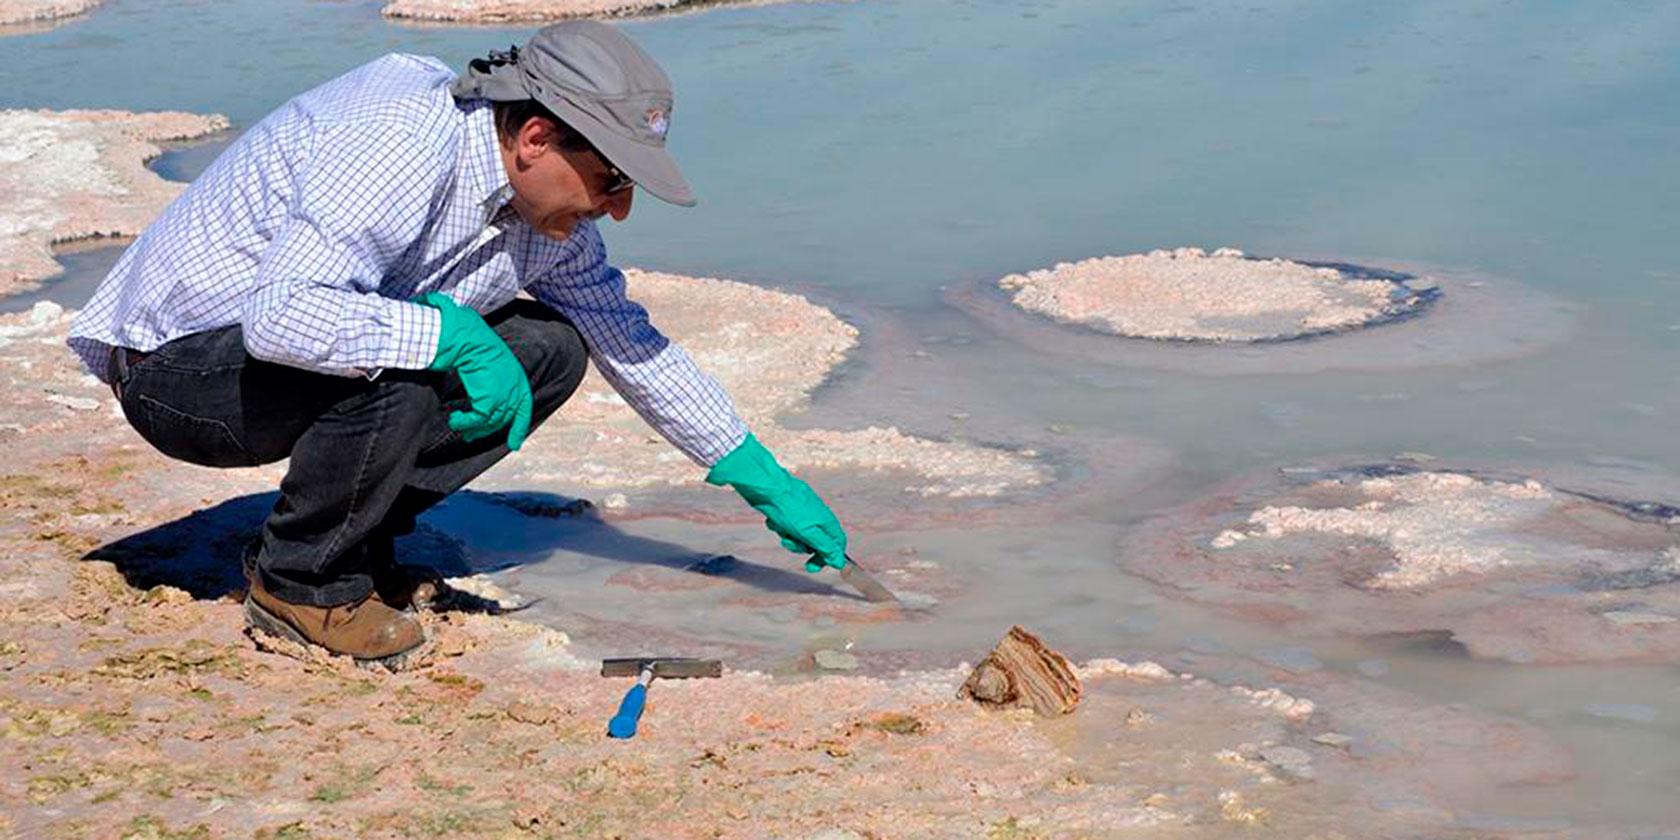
243, 597, 421, 671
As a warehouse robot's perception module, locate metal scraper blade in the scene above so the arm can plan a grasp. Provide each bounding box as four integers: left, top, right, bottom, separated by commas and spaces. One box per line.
600, 658, 724, 679
839, 555, 902, 604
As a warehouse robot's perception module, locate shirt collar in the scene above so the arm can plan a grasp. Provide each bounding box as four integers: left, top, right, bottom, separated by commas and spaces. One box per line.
459, 100, 514, 222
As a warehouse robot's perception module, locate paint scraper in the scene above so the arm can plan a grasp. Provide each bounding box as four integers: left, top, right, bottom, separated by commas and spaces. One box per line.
602, 657, 723, 739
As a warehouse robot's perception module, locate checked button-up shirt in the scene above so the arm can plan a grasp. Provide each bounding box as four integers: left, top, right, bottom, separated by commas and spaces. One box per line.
68, 54, 749, 466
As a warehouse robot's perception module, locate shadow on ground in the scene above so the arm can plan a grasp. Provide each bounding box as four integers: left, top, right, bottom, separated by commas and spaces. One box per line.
82, 489, 831, 601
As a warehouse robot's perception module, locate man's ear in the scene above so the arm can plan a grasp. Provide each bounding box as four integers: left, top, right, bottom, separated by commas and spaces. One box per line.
517, 117, 556, 161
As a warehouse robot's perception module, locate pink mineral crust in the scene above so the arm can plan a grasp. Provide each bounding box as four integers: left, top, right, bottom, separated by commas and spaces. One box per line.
481, 268, 1048, 498
382, 0, 776, 23
998, 247, 1415, 343
1123, 464, 1680, 664
0, 0, 99, 29
0, 109, 229, 297
0, 308, 1595, 836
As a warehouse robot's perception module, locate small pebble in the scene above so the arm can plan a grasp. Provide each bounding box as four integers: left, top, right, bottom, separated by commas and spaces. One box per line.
1356, 659, 1390, 678
47, 393, 102, 412
1601, 610, 1675, 626
1583, 703, 1658, 723
1259, 745, 1315, 780
1312, 732, 1353, 748
805, 831, 865, 840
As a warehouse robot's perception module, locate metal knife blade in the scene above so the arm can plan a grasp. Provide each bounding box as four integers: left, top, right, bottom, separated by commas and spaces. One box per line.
838, 554, 901, 604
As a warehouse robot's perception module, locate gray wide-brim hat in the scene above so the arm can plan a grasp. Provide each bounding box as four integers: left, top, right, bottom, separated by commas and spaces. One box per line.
452, 21, 696, 207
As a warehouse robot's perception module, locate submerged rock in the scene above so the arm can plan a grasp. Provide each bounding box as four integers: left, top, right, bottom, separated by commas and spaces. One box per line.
997, 247, 1435, 343
1582, 703, 1658, 724
812, 649, 859, 671
0, 109, 229, 297
1123, 463, 1680, 664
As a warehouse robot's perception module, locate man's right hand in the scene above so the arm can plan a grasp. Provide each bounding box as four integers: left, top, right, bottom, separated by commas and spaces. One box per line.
416, 292, 533, 450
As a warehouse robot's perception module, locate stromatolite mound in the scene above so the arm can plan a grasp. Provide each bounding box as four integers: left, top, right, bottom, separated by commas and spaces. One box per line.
0, 0, 99, 30
0, 109, 229, 297
999, 247, 1438, 343
1122, 463, 1680, 664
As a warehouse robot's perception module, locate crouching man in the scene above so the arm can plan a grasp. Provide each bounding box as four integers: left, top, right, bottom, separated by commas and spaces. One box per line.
67, 22, 847, 667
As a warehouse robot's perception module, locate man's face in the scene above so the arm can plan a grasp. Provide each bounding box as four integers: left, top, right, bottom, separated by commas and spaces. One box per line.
499, 116, 634, 240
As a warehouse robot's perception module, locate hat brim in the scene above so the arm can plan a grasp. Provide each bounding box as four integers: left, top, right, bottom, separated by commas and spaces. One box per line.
546, 96, 696, 208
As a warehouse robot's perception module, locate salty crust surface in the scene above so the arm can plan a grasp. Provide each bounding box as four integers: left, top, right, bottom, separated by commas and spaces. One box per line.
0, 109, 228, 297
488, 269, 1048, 497
1125, 464, 1680, 664
0, 303, 1593, 837
999, 247, 1428, 343
0, 0, 98, 29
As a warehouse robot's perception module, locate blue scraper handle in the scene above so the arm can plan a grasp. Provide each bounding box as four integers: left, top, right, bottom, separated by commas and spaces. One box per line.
607, 669, 653, 739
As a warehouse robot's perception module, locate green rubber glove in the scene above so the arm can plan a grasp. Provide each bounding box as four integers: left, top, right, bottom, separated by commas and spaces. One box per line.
706, 433, 848, 573
416, 292, 533, 451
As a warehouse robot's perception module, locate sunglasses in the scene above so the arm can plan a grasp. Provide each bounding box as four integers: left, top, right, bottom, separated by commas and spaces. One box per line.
599, 158, 635, 196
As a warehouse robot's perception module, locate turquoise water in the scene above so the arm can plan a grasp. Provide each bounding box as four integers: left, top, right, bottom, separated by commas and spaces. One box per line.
8, 0, 1680, 829
9, 0, 1679, 473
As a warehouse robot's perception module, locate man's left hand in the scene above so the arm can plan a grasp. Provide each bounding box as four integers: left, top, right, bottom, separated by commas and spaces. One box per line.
706, 433, 847, 573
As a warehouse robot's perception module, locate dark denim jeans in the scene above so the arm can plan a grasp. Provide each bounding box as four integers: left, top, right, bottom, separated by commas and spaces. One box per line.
112, 299, 588, 606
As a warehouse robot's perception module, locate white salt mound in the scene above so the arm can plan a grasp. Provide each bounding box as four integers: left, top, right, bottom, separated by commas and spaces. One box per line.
489, 268, 1049, 497
0, 0, 99, 28
999, 247, 1426, 342
0, 109, 229, 296
1218, 471, 1666, 589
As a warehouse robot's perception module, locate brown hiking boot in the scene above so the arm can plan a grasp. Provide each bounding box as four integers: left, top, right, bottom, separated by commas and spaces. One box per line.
371, 564, 445, 612
244, 572, 425, 665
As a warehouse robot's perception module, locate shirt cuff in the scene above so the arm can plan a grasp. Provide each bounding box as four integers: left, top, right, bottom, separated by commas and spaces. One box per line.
381, 300, 444, 371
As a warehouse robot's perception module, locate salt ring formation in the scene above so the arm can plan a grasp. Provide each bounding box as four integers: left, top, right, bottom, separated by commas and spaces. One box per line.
1123, 463, 1680, 665
955, 245, 1579, 374
1000, 247, 1438, 344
